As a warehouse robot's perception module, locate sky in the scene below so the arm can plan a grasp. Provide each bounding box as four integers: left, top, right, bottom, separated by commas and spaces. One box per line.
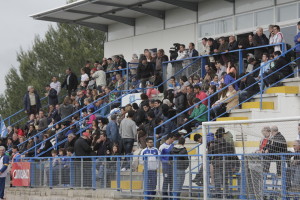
0, 0, 67, 95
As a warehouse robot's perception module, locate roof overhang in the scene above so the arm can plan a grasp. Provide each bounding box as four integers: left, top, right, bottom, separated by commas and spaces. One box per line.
31, 0, 200, 32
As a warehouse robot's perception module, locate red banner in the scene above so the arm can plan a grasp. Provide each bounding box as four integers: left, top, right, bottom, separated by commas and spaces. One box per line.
11, 162, 31, 186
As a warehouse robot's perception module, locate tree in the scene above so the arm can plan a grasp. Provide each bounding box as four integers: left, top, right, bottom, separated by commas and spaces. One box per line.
0, 23, 105, 124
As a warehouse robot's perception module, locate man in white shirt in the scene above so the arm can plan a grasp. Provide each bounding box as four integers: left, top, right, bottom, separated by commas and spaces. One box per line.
91, 66, 106, 91
257, 53, 271, 80
140, 137, 160, 199
50, 76, 61, 94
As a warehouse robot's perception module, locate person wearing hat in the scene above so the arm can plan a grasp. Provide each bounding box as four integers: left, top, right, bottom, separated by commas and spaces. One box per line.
294, 21, 300, 70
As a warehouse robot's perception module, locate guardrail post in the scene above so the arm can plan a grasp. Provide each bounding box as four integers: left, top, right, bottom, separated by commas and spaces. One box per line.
201, 57, 206, 78
260, 71, 264, 110
70, 159, 74, 188
281, 43, 286, 53
126, 62, 129, 90
240, 155, 247, 199
281, 155, 287, 200
144, 156, 148, 200
239, 49, 243, 75
208, 98, 211, 121
117, 157, 121, 191
92, 158, 96, 190
49, 158, 53, 189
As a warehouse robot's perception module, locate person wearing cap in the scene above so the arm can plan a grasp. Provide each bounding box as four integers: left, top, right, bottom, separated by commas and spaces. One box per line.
294, 21, 300, 69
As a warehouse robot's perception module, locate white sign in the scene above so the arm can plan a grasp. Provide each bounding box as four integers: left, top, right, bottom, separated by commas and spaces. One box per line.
122, 93, 142, 107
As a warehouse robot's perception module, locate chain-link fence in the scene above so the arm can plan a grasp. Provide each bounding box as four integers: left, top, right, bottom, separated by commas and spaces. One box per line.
202, 116, 300, 199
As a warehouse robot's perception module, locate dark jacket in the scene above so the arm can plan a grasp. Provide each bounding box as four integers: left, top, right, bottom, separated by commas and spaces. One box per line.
39, 140, 53, 157
106, 120, 120, 144
58, 104, 75, 122
159, 117, 177, 137
227, 40, 239, 61
271, 56, 291, 77
170, 145, 189, 170
208, 138, 235, 161
62, 72, 78, 91
136, 63, 152, 79
93, 138, 112, 156
74, 137, 92, 156
64, 138, 77, 149
23, 91, 41, 112
239, 75, 260, 99
253, 34, 269, 60
175, 92, 187, 112
48, 88, 58, 106
265, 132, 287, 154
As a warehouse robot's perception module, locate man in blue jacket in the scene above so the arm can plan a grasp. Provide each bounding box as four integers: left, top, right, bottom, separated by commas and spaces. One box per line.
0, 146, 9, 200
294, 21, 300, 68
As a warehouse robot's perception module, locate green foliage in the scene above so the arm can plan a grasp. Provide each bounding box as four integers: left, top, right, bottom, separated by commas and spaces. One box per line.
0, 23, 105, 124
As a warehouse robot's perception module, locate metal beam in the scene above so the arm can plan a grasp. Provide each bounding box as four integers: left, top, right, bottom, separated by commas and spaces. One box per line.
37, 16, 108, 32
91, 1, 164, 19
100, 14, 135, 26
130, 7, 165, 19
157, 0, 198, 12
65, 9, 135, 26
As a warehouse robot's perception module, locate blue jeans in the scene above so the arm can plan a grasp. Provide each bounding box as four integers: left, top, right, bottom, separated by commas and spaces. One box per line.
172, 169, 185, 199
122, 138, 134, 169
144, 170, 157, 199
0, 177, 6, 199
162, 165, 173, 200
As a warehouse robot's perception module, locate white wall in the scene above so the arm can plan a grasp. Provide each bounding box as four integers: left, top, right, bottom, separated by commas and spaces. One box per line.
276, 0, 299, 4
165, 7, 197, 29
135, 15, 163, 35
107, 23, 134, 41
104, 24, 196, 61
235, 0, 274, 14
198, 0, 233, 22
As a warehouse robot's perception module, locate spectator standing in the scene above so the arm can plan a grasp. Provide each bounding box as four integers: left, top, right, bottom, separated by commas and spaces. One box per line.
64, 133, 77, 149
50, 76, 61, 94
253, 27, 269, 60
0, 146, 9, 200
37, 111, 48, 135
176, 44, 189, 73
170, 137, 189, 199
106, 114, 120, 145
62, 68, 78, 96
91, 67, 106, 91
264, 125, 287, 176
45, 84, 58, 106
58, 97, 75, 125
294, 21, 300, 68
257, 126, 271, 153
200, 38, 210, 56
159, 134, 175, 199
287, 140, 300, 189
136, 57, 152, 88
174, 87, 187, 126
23, 86, 41, 116
83, 61, 91, 77
270, 25, 284, 52
140, 137, 160, 199
156, 49, 169, 74
119, 110, 137, 171
226, 35, 238, 62
74, 132, 93, 187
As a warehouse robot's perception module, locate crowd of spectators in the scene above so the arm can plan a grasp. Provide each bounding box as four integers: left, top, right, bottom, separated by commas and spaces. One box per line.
0, 23, 298, 158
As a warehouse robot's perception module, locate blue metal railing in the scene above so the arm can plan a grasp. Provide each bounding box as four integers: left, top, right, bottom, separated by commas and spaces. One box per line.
16, 152, 300, 199
154, 43, 298, 145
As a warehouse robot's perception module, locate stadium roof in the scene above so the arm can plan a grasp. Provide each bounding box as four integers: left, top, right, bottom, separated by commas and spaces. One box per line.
31, 0, 204, 32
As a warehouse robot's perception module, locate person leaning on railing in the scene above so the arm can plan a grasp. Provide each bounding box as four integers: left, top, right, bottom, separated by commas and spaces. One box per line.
263, 51, 291, 87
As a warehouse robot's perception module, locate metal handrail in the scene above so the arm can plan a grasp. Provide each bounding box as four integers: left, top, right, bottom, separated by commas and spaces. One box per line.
155, 43, 297, 144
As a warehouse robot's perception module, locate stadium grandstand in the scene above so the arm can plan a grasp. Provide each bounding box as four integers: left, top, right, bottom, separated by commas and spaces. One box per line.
1, 0, 300, 199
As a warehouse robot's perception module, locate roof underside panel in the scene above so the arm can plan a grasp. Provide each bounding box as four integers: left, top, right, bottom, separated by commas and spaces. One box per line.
31, 0, 200, 31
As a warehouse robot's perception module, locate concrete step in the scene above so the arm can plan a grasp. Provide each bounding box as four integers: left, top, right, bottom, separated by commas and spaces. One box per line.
242, 101, 274, 110
111, 180, 143, 190
216, 117, 249, 121
265, 86, 299, 94
282, 77, 300, 93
